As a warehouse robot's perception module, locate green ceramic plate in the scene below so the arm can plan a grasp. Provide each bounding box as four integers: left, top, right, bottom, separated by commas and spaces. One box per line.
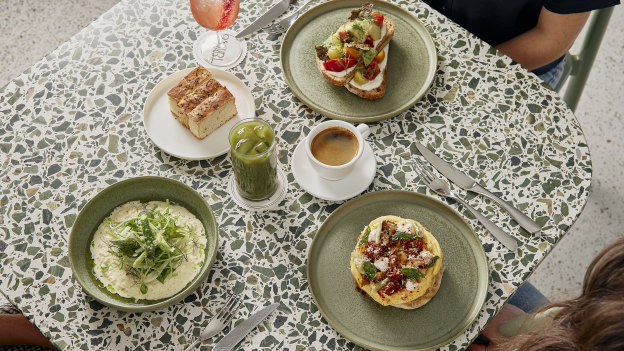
281, 0, 437, 122
69, 177, 218, 312
307, 190, 488, 350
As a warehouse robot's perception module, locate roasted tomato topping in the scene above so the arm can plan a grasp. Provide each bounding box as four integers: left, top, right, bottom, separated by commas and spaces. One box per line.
382, 280, 401, 295
362, 61, 381, 80
404, 238, 424, 254
323, 58, 358, 72
371, 12, 384, 27
365, 242, 388, 261
386, 267, 404, 281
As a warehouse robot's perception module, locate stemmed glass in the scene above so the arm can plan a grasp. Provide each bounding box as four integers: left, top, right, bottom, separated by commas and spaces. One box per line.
190, 0, 247, 69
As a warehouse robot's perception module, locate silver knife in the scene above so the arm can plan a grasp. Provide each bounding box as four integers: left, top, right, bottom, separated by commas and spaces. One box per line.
213, 303, 280, 351
236, 0, 290, 38
415, 142, 542, 235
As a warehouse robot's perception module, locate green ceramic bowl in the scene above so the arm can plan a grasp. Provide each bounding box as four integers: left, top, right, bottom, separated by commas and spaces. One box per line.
69, 177, 218, 312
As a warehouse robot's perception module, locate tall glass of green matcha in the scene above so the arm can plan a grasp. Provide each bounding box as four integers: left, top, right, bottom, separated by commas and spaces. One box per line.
229, 119, 278, 200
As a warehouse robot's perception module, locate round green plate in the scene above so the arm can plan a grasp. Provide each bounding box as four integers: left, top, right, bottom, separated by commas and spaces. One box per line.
69, 177, 218, 312
280, 0, 437, 122
307, 190, 488, 350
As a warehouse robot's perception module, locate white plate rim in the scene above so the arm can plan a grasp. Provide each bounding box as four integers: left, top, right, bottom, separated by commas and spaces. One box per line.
143, 67, 255, 160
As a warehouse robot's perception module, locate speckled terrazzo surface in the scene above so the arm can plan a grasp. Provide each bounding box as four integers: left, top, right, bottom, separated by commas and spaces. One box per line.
0, 0, 602, 350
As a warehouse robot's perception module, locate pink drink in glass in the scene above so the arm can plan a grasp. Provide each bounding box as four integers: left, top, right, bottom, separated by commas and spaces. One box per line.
190, 0, 245, 68
190, 0, 239, 31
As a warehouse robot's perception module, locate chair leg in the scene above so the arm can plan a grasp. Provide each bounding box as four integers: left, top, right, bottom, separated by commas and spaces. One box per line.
563, 7, 615, 112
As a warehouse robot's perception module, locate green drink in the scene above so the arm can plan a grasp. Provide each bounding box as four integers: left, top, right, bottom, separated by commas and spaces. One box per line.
229, 119, 278, 200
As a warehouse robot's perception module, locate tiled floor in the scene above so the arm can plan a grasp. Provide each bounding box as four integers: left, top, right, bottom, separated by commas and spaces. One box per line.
1, 1, 622, 303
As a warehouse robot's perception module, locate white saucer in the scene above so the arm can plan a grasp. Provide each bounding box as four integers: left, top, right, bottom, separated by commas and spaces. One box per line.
228, 168, 287, 211
291, 140, 377, 201
143, 67, 254, 160
193, 30, 247, 70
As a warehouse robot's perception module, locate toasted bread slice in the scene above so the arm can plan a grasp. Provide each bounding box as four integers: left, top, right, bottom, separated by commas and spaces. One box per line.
167, 66, 238, 140
315, 4, 395, 87
167, 66, 213, 128
346, 43, 390, 99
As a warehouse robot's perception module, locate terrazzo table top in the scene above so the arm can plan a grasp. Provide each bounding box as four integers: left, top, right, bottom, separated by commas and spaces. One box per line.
0, 0, 592, 350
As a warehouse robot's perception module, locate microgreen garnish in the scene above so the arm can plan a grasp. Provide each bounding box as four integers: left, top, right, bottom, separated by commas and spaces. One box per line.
105, 200, 199, 294
363, 261, 377, 281
392, 232, 421, 241
401, 268, 424, 280
427, 256, 440, 268
358, 226, 371, 246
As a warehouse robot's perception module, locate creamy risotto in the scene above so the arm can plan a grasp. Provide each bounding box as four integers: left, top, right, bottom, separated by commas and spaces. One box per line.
90, 200, 206, 300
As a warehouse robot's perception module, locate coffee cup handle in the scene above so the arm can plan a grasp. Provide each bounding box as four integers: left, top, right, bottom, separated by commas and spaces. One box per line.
356, 124, 370, 139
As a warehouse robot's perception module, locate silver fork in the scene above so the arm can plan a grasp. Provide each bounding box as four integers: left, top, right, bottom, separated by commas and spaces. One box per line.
411, 158, 518, 251
265, 0, 315, 34
183, 295, 242, 350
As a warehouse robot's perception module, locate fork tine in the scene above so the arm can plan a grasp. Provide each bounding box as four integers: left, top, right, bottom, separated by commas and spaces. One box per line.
419, 160, 437, 181
221, 299, 241, 324
219, 296, 241, 322
412, 159, 431, 184
215, 295, 238, 320
218, 298, 241, 325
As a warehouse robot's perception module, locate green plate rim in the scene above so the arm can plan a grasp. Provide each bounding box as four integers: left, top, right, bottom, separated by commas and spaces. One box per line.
68, 176, 218, 312
280, 0, 437, 123
306, 190, 489, 350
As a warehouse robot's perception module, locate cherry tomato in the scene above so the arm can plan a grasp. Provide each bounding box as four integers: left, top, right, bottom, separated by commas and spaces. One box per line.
372, 12, 384, 27
362, 61, 381, 80
338, 31, 351, 43
364, 35, 374, 48
374, 50, 385, 63
344, 47, 360, 59
323, 58, 358, 72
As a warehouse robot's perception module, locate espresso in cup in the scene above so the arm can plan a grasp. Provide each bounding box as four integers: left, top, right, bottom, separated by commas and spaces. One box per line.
311, 127, 359, 166
305, 120, 370, 180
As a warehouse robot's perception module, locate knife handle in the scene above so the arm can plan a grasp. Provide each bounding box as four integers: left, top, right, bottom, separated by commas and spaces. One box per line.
454, 196, 519, 251
470, 184, 542, 235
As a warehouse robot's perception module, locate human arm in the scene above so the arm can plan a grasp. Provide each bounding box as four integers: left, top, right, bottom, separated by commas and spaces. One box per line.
495, 7, 590, 71
468, 302, 526, 351
0, 313, 57, 349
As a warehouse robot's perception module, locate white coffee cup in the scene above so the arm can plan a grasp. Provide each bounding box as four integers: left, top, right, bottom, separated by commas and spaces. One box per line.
305, 120, 371, 180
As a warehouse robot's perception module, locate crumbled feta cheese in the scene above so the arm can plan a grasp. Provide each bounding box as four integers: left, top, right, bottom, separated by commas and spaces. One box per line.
418, 250, 435, 266
368, 224, 381, 243
374, 257, 390, 272
396, 220, 415, 235
405, 279, 419, 291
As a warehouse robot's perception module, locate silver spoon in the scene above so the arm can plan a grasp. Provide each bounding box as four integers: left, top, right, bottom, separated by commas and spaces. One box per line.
265, 0, 315, 34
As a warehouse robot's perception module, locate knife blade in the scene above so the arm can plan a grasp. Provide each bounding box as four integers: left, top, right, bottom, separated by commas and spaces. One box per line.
236, 0, 290, 38
213, 303, 280, 351
415, 142, 542, 234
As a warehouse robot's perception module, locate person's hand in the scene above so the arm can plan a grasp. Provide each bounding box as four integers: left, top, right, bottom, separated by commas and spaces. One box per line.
468, 302, 526, 351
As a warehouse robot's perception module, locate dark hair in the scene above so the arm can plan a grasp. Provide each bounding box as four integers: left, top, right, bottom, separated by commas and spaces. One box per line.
500, 238, 624, 351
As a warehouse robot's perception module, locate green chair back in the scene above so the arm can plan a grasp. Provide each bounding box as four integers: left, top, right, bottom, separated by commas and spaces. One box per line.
554, 7, 615, 112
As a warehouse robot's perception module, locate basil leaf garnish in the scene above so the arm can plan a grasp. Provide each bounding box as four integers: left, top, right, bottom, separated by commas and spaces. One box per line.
392, 232, 421, 240
401, 267, 424, 280
363, 261, 377, 281
358, 226, 371, 246
140, 282, 148, 294
426, 256, 440, 268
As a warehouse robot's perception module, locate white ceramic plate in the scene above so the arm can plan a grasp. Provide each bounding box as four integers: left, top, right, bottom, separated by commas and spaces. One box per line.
143, 68, 255, 160
292, 139, 377, 201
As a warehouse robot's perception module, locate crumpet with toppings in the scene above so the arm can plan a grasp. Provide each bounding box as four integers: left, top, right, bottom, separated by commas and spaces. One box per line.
350, 215, 444, 309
